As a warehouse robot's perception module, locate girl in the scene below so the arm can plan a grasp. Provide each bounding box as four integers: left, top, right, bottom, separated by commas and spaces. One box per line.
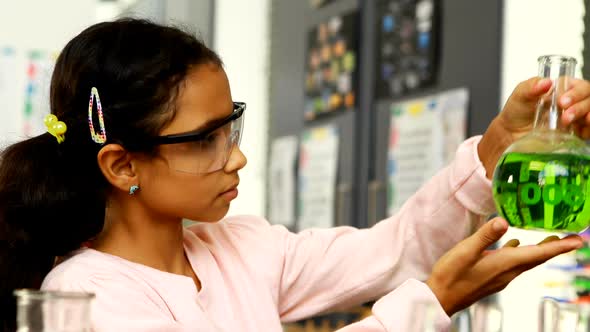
1, 19, 590, 331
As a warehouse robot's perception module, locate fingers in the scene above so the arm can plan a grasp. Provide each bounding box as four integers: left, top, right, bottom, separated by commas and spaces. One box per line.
537, 235, 560, 245
506, 235, 583, 268
532, 78, 554, 98
482, 238, 519, 257
486, 236, 562, 256
512, 77, 552, 102
560, 79, 590, 125
500, 78, 552, 127
503, 239, 520, 248
463, 218, 509, 258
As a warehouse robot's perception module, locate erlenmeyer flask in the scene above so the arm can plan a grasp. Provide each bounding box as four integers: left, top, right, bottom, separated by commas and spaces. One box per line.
492, 55, 590, 232
14, 289, 94, 332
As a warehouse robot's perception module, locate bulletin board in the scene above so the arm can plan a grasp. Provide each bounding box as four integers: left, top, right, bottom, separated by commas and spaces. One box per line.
375, 0, 440, 98
304, 11, 359, 121
269, 0, 504, 228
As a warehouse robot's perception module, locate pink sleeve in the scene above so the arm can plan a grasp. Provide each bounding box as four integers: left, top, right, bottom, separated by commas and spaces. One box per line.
276, 136, 495, 323
335, 280, 450, 332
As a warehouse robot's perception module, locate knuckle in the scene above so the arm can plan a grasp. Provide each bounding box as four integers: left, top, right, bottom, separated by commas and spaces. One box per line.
478, 232, 497, 247
452, 247, 473, 265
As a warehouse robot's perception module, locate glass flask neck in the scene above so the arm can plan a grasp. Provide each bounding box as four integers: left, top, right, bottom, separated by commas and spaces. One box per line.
533, 55, 577, 134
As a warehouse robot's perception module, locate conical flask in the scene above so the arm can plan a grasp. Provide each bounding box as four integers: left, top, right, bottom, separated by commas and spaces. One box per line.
492, 55, 590, 232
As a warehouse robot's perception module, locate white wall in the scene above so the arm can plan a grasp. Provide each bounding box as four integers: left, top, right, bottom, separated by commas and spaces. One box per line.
499, 1, 586, 331
0, 0, 97, 51
501, 0, 585, 105
214, 0, 270, 217
0, 0, 98, 141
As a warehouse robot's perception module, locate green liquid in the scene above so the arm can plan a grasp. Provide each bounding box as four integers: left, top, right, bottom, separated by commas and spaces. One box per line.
492, 152, 590, 232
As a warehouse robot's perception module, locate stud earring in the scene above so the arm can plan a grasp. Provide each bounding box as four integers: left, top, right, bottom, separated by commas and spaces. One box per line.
129, 185, 140, 195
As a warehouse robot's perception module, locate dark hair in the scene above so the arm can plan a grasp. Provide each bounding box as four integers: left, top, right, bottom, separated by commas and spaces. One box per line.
0, 18, 222, 331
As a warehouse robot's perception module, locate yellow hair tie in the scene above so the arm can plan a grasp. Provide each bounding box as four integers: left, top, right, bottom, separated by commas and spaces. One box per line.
44, 114, 67, 144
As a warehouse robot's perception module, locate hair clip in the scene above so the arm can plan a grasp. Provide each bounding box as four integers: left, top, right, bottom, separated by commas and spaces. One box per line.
44, 114, 67, 144
88, 87, 107, 144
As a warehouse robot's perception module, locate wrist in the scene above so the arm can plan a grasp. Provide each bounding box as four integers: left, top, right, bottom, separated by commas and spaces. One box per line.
478, 118, 515, 179
425, 278, 453, 316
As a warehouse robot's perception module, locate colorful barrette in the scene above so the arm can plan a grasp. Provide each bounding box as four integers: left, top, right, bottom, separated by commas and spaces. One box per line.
44, 114, 67, 144
88, 87, 107, 144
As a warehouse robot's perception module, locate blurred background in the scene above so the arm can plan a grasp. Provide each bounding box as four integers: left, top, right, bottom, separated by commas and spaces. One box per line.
1, 0, 589, 331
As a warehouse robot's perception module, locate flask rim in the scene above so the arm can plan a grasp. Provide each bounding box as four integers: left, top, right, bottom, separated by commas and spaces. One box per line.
537, 54, 578, 65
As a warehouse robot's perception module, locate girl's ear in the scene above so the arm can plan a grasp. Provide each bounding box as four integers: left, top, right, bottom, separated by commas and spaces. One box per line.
97, 144, 139, 193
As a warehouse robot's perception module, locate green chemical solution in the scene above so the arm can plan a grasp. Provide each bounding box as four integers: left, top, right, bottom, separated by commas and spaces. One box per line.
492, 152, 590, 232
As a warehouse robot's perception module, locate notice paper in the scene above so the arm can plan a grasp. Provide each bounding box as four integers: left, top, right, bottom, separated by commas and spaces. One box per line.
387, 88, 468, 215
298, 125, 339, 229
268, 135, 299, 227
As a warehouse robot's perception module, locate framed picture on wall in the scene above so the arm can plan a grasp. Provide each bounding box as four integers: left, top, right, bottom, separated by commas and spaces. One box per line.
304, 10, 359, 121
375, 0, 440, 99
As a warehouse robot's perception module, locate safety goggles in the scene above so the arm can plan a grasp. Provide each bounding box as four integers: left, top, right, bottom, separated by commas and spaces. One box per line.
149, 102, 245, 174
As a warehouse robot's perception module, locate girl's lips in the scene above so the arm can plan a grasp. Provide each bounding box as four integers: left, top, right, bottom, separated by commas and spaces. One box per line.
220, 188, 238, 201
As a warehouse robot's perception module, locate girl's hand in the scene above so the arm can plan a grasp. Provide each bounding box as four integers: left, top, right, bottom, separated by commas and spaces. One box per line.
478, 78, 590, 178
426, 217, 583, 316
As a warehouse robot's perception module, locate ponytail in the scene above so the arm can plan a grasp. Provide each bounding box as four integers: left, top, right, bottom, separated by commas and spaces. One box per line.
0, 133, 107, 331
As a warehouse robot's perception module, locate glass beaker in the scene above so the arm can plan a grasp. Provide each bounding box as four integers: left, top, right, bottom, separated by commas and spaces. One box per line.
471, 301, 503, 332
492, 55, 590, 232
14, 289, 94, 332
450, 300, 503, 332
537, 297, 590, 332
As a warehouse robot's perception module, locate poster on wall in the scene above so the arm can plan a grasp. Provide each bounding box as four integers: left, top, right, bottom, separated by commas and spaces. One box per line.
387, 88, 468, 215
23, 50, 56, 137
298, 125, 339, 230
304, 10, 359, 121
376, 0, 440, 99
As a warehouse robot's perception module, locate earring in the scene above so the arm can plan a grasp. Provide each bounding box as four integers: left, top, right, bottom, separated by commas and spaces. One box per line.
129, 185, 140, 195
